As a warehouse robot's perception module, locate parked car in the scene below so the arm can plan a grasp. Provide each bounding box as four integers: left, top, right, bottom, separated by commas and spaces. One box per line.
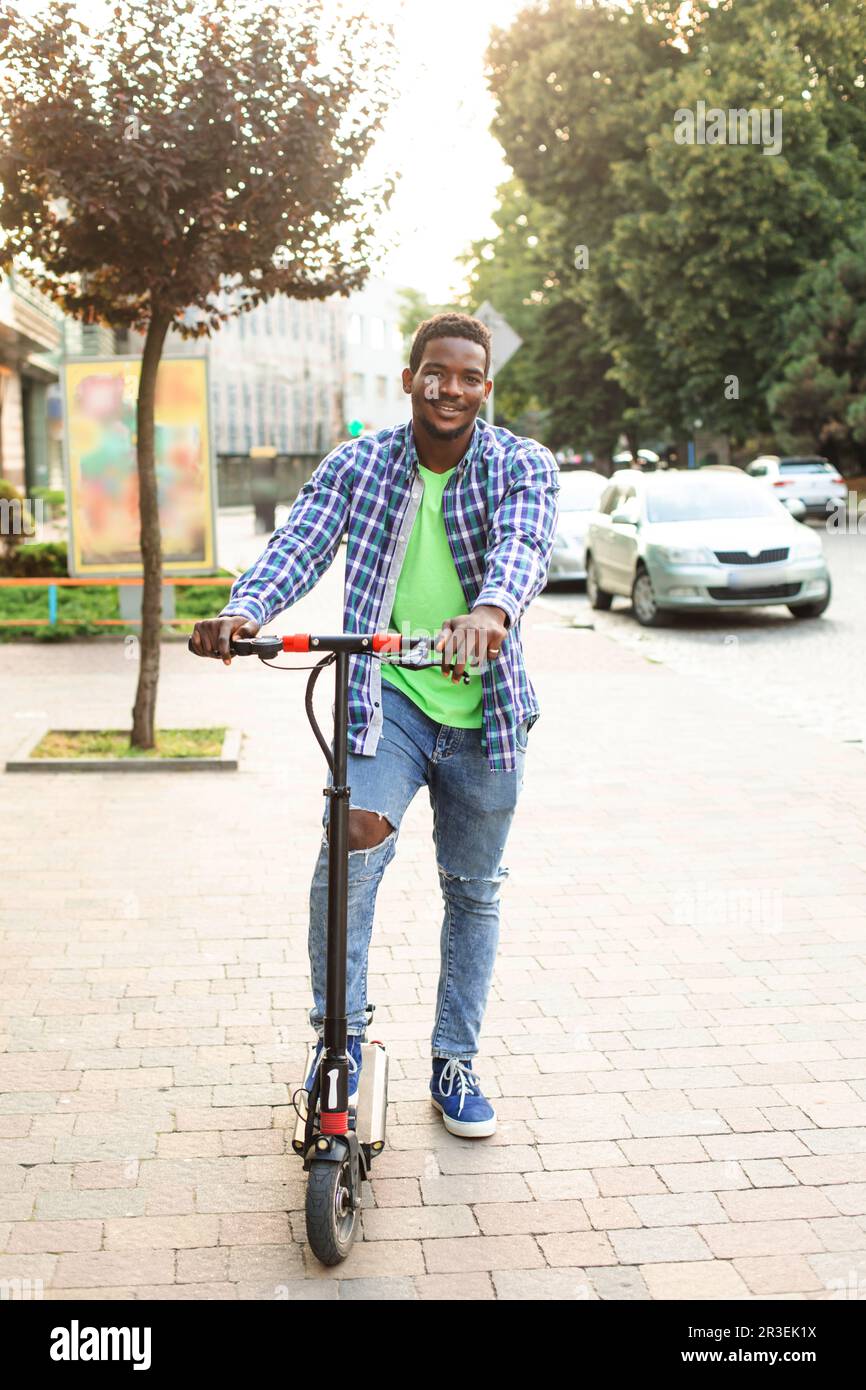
745, 455, 847, 518
612, 448, 661, 471
546, 470, 608, 582
585, 470, 831, 626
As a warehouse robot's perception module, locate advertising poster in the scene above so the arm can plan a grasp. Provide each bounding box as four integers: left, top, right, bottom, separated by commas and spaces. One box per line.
62, 356, 217, 576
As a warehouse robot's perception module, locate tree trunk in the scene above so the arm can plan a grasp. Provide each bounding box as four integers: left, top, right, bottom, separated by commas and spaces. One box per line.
130, 308, 171, 749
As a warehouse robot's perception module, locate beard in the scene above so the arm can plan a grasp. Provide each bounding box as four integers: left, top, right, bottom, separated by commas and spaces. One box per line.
417, 407, 476, 442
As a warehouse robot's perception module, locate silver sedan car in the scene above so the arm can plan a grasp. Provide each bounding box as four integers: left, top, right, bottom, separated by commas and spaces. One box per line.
585, 470, 831, 626
546, 470, 608, 582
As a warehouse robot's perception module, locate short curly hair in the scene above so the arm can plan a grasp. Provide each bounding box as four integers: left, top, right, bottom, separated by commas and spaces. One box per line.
409, 312, 491, 379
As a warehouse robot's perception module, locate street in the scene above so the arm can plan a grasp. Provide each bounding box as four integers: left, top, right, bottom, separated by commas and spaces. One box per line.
541, 524, 866, 750
2, 516, 866, 1299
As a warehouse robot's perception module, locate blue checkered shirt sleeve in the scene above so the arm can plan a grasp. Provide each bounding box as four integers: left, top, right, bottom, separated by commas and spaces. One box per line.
217, 441, 355, 627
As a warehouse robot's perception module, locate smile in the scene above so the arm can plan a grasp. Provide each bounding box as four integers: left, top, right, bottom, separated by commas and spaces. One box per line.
433, 404, 462, 415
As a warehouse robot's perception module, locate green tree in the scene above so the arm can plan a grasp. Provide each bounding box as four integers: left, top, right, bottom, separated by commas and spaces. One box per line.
483, 0, 680, 449
598, 0, 864, 440
395, 287, 450, 355
0, 0, 395, 746
768, 230, 866, 472
457, 179, 549, 432
477, 0, 866, 450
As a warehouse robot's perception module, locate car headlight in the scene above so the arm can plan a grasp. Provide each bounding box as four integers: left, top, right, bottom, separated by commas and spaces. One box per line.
790, 539, 822, 560
653, 545, 714, 565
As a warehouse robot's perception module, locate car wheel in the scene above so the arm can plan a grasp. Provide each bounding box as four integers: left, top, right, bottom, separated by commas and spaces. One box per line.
586, 555, 613, 610
788, 577, 832, 619
632, 567, 668, 627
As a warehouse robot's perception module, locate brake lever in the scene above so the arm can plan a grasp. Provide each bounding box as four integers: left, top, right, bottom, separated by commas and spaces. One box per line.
378, 657, 471, 684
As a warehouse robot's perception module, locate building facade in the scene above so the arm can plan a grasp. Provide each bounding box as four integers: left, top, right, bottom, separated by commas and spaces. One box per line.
59, 276, 417, 508
206, 292, 346, 457
343, 278, 411, 434
0, 268, 64, 494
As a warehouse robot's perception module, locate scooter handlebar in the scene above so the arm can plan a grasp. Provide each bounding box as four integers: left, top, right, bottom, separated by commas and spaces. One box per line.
187, 632, 430, 658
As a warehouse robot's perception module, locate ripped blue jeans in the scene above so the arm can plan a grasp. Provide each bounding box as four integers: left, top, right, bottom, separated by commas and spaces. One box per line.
308, 681, 528, 1060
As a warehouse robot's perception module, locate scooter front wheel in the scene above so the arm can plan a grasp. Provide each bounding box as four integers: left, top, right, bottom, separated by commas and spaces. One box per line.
305, 1153, 360, 1265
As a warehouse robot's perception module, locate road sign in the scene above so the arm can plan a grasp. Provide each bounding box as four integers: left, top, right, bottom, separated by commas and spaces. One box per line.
472, 301, 523, 374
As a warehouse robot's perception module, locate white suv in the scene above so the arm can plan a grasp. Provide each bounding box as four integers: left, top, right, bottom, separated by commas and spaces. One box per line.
745, 455, 847, 519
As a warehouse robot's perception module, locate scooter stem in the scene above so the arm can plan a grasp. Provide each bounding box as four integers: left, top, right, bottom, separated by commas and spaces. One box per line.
321, 650, 351, 1131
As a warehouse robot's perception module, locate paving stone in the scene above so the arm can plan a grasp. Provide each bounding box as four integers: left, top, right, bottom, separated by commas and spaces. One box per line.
473, 1200, 591, 1236
410, 1267, 499, 1299
422, 1235, 545, 1273
698, 1219, 824, 1259
609, 1228, 714, 1264
641, 1260, 752, 1299
360, 1205, 477, 1241
491, 1268, 600, 1300
733, 1255, 824, 1295
4, 559, 866, 1300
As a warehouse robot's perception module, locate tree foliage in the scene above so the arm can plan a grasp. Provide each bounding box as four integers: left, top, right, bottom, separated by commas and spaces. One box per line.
0, 0, 396, 745
768, 230, 866, 469
469, 0, 866, 462
0, 0, 396, 330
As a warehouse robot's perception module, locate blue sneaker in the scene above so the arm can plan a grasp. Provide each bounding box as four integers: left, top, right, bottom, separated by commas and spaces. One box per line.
304, 1035, 363, 1108
430, 1058, 496, 1137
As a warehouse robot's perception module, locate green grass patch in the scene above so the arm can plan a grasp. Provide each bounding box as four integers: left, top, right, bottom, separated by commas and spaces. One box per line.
31, 728, 227, 759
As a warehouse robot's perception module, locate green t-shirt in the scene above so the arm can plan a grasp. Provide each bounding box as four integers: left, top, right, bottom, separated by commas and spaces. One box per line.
380, 463, 483, 727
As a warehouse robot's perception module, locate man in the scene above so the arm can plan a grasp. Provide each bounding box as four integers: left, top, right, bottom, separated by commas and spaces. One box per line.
191, 312, 559, 1138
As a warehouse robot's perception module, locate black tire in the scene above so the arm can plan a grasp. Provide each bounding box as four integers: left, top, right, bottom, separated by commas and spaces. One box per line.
305, 1154, 359, 1266
586, 555, 613, 610
788, 576, 832, 619
631, 567, 669, 627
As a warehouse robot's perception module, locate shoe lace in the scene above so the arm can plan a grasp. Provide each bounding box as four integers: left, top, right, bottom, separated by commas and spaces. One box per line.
438, 1058, 479, 1116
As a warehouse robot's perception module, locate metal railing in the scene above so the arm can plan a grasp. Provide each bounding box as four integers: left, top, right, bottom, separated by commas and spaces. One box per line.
0, 575, 230, 627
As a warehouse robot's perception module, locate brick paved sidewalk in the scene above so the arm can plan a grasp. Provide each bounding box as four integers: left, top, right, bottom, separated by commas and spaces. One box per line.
1, 557, 865, 1300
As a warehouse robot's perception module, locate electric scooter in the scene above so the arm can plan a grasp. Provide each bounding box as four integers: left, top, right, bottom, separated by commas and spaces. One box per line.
187, 628, 470, 1266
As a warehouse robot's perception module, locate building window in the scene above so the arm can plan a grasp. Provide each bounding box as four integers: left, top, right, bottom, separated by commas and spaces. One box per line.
370, 317, 385, 350
347, 313, 362, 345
376, 375, 387, 400
351, 372, 364, 398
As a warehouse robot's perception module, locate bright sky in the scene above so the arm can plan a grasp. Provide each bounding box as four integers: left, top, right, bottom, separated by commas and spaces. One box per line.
15, 0, 529, 304
353, 0, 529, 303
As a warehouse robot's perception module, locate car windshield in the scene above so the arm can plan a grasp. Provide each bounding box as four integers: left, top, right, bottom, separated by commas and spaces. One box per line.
558, 474, 606, 512
645, 478, 783, 523
779, 460, 832, 474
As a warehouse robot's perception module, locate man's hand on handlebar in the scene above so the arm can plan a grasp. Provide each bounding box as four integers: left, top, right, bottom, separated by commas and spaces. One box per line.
189, 615, 260, 665
435, 605, 507, 683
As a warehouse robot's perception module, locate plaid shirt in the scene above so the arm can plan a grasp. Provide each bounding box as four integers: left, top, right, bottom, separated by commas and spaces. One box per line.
218, 416, 560, 771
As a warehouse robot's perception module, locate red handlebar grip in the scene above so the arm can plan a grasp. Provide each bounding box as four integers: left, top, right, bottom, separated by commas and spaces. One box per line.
372, 634, 401, 652
281, 635, 310, 652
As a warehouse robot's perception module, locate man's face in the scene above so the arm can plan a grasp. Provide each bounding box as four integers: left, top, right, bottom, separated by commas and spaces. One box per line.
402, 336, 491, 442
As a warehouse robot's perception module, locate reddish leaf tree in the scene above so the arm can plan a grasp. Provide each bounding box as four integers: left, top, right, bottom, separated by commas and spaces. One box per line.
0, 0, 395, 746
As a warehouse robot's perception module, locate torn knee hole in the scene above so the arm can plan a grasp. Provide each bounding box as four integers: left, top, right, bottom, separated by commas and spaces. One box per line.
347, 809, 395, 852
437, 863, 509, 885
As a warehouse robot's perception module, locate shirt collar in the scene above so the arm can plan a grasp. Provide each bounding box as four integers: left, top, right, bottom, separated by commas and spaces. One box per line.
403, 416, 483, 478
